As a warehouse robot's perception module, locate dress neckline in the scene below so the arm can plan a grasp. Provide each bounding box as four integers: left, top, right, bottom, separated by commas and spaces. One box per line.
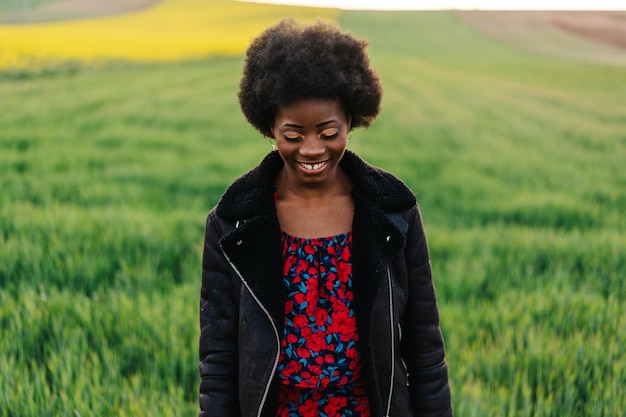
281, 230, 352, 242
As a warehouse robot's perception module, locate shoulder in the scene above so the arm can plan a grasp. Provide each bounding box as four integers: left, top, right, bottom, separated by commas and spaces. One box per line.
340, 150, 416, 212
213, 151, 284, 221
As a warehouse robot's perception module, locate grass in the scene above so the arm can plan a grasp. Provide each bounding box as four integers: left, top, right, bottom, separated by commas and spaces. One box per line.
1, 7, 625, 417
341, 12, 626, 416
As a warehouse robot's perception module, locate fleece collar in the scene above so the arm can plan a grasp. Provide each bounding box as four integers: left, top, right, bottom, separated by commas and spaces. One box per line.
215, 150, 416, 220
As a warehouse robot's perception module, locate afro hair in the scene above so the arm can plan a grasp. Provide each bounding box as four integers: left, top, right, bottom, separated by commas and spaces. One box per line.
238, 18, 383, 138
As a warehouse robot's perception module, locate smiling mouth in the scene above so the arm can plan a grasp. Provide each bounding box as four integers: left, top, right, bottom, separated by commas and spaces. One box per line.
298, 160, 328, 171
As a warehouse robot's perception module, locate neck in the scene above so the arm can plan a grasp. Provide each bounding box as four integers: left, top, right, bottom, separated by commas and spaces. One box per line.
276, 167, 352, 202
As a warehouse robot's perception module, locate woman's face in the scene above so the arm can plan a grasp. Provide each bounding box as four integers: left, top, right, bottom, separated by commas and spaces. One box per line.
272, 97, 351, 189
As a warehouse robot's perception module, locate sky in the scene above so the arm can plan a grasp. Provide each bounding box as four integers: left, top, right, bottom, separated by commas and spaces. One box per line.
241, 0, 626, 10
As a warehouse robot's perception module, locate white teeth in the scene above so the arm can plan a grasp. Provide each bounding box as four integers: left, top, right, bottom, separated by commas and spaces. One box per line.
300, 161, 326, 170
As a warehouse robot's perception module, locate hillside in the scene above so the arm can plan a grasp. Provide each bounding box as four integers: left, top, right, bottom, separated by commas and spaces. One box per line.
457, 10, 626, 65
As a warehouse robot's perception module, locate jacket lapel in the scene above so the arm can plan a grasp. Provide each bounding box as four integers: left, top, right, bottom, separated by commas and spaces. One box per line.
351, 197, 406, 337
220, 213, 285, 329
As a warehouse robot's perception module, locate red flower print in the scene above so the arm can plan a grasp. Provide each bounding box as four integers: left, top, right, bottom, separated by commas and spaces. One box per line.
330, 299, 350, 315
293, 292, 306, 305
300, 398, 319, 416
305, 302, 317, 318
307, 364, 322, 375
278, 406, 289, 417
339, 262, 352, 280
307, 330, 327, 351
305, 283, 318, 303
278, 232, 367, 400
296, 347, 312, 358
346, 347, 359, 360
284, 360, 302, 375
328, 311, 357, 342
299, 325, 313, 339
276, 230, 369, 416
325, 395, 349, 416
355, 393, 370, 414
315, 309, 328, 326
293, 314, 309, 328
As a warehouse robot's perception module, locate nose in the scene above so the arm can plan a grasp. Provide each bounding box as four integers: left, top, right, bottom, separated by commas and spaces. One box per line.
299, 134, 325, 157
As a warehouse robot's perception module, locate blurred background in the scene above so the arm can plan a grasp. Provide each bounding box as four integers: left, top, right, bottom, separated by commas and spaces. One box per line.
1, 0, 624, 415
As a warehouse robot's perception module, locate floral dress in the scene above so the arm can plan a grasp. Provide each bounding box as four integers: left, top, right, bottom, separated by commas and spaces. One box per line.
276, 231, 370, 417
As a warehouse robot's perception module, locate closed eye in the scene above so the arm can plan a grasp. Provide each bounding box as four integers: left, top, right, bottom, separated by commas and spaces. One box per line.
282, 133, 303, 142
279, 126, 340, 141
320, 128, 339, 140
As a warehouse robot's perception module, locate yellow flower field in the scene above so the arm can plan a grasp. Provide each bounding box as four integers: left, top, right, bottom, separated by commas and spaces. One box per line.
0, 0, 338, 69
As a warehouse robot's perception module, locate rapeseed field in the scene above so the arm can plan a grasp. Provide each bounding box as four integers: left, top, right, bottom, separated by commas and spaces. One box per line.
0, 0, 338, 69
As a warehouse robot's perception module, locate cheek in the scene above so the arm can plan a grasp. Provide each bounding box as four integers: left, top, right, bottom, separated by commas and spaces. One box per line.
276, 144, 295, 162
333, 137, 348, 150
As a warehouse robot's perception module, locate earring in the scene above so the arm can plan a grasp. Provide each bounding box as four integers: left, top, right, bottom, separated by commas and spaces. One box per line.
269, 127, 277, 150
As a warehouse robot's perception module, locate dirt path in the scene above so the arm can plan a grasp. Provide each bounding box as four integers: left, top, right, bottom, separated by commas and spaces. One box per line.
457, 10, 626, 66
548, 11, 626, 49
1, 0, 161, 23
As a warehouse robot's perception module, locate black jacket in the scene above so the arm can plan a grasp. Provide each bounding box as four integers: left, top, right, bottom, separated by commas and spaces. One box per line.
199, 150, 452, 417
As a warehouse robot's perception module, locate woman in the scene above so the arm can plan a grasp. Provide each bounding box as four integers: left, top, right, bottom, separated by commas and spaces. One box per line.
199, 18, 452, 417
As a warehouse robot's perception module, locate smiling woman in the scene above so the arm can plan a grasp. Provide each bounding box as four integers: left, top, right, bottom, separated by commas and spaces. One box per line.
198, 18, 453, 417
0, 0, 338, 70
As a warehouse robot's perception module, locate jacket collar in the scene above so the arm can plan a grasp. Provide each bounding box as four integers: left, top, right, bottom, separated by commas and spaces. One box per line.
215, 150, 416, 221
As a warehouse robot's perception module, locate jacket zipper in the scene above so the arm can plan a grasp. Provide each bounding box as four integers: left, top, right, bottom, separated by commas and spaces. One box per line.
220, 244, 280, 417
385, 267, 395, 417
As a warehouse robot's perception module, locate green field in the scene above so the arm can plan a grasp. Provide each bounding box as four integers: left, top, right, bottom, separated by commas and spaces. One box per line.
1, 9, 625, 417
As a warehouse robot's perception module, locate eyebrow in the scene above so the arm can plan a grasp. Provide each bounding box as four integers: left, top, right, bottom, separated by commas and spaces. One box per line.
281, 119, 340, 129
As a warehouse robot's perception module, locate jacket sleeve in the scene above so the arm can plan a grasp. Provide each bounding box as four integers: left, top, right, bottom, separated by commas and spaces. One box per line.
199, 210, 240, 417
401, 205, 453, 416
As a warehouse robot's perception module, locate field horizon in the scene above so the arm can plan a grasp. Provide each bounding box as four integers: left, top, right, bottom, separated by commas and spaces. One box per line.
1, 0, 625, 69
